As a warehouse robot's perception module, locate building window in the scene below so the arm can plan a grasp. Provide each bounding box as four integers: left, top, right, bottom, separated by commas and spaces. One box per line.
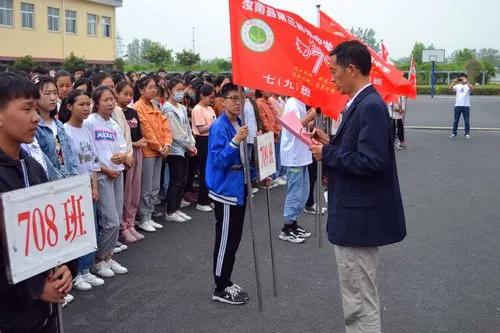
87, 13, 96, 36
65, 9, 76, 33
0, 0, 13, 26
21, 3, 34, 29
47, 7, 59, 32
102, 16, 111, 37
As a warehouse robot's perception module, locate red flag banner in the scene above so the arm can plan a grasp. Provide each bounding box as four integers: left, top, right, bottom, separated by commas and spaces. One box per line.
319, 10, 417, 101
229, 0, 349, 119
408, 56, 417, 88
380, 41, 389, 62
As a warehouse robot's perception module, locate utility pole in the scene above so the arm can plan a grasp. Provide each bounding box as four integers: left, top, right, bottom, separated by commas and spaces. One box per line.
192, 27, 195, 53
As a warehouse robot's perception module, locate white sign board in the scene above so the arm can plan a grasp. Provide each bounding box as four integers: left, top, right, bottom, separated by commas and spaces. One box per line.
255, 132, 277, 181
0, 175, 97, 284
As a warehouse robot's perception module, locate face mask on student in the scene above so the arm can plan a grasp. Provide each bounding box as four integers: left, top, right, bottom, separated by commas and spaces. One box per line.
173, 91, 184, 102
189, 92, 196, 101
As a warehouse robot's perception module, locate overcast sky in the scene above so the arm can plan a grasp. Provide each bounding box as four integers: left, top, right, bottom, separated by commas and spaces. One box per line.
117, 0, 500, 61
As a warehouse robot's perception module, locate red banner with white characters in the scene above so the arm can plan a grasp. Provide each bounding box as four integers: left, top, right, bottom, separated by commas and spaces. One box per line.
230, 0, 349, 119
319, 10, 417, 101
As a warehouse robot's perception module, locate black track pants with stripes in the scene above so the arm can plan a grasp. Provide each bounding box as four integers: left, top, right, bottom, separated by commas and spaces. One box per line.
213, 200, 246, 291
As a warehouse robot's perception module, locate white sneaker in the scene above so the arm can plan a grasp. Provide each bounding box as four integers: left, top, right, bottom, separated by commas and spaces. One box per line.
176, 210, 192, 221
83, 272, 104, 287
164, 213, 186, 223
252, 187, 259, 194
92, 261, 115, 278
117, 241, 128, 252
196, 204, 213, 212
137, 221, 156, 232
108, 259, 128, 275
112, 244, 122, 254
449, 134, 457, 139
62, 294, 74, 308
180, 199, 191, 208
73, 274, 92, 291
312, 203, 327, 215
148, 220, 164, 229
465, 134, 471, 139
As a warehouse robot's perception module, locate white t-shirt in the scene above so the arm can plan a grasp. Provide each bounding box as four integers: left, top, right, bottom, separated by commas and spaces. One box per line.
244, 98, 257, 143
453, 84, 471, 107
280, 98, 312, 167
63, 123, 101, 175
83, 113, 127, 180
21, 137, 48, 173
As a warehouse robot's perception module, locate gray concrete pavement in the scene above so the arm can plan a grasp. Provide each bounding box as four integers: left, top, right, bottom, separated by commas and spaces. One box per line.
64, 102, 500, 332
405, 95, 500, 129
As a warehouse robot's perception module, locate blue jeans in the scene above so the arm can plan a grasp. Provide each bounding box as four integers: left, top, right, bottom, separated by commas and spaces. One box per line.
452, 106, 470, 135
283, 166, 310, 223
274, 140, 285, 178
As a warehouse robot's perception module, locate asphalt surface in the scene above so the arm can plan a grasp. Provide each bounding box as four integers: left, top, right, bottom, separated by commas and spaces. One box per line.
405, 95, 500, 129
65, 98, 500, 333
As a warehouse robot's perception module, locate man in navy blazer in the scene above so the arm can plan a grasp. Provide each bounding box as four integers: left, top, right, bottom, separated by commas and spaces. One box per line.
311, 41, 406, 333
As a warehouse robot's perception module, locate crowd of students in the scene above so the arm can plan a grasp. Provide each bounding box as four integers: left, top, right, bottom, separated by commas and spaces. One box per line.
0, 64, 336, 331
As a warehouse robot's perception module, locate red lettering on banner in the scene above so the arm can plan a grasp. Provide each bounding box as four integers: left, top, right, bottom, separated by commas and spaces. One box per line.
16, 195, 87, 257
17, 204, 59, 257
62, 195, 87, 243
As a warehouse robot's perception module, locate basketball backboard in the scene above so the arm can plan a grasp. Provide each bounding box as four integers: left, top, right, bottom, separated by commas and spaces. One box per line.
422, 49, 445, 63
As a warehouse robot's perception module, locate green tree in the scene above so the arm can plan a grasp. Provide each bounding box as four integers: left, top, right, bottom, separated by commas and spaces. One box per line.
477, 48, 500, 67
350, 27, 379, 53
143, 42, 173, 67
140, 38, 153, 59
127, 38, 141, 64
176, 49, 201, 71
451, 48, 476, 66
464, 57, 482, 84
213, 58, 232, 72
114, 57, 125, 72
14, 55, 35, 72
480, 60, 496, 84
411, 42, 426, 64
63, 52, 87, 72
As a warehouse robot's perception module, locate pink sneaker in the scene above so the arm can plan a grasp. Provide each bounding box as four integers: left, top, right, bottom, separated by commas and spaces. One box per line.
121, 229, 138, 243
129, 228, 145, 241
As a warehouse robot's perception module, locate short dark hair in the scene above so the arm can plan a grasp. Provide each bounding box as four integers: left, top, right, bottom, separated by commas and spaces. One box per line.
198, 83, 215, 98
59, 89, 89, 123
90, 72, 112, 88
460, 73, 468, 78
54, 70, 72, 83
330, 40, 372, 76
92, 85, 115, 113
116, 80, 133, 94
0, 72, 40, 110
220, 83, 239, 98
215, 75, 227, 88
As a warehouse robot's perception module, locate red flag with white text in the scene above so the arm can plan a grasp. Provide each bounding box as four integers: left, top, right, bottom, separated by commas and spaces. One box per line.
319, 10, 416, 100
229, 0, 349, 119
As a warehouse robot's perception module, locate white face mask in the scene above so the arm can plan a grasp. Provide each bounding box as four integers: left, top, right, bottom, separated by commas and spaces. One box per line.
173, 91, 184, 102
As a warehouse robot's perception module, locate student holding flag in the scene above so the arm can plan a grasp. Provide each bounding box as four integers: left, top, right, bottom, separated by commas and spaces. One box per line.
206, 83, 271, 305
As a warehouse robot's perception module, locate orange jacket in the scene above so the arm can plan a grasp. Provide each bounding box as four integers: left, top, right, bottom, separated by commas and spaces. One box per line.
256, 97, 281, 141
134, 97, 172, 158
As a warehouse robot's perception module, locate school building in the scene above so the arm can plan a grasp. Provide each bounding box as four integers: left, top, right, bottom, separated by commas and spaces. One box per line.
0, 0, 122, 68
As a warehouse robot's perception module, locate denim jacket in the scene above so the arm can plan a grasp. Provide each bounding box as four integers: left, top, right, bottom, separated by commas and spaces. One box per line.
35, 118, 79, 177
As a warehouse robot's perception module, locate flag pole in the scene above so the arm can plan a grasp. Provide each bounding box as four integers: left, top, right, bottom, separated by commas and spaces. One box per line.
238, 86, 264, 312
316, 4, 324, 248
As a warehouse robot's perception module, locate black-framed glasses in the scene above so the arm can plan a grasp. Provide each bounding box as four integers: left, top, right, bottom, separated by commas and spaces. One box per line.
224, 96, 241, 102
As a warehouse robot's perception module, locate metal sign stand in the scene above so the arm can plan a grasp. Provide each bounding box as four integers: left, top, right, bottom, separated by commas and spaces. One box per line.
265, 184, 278, 297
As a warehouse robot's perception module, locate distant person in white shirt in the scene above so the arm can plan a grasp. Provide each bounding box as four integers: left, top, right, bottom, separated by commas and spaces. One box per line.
450, 74, 473, 139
